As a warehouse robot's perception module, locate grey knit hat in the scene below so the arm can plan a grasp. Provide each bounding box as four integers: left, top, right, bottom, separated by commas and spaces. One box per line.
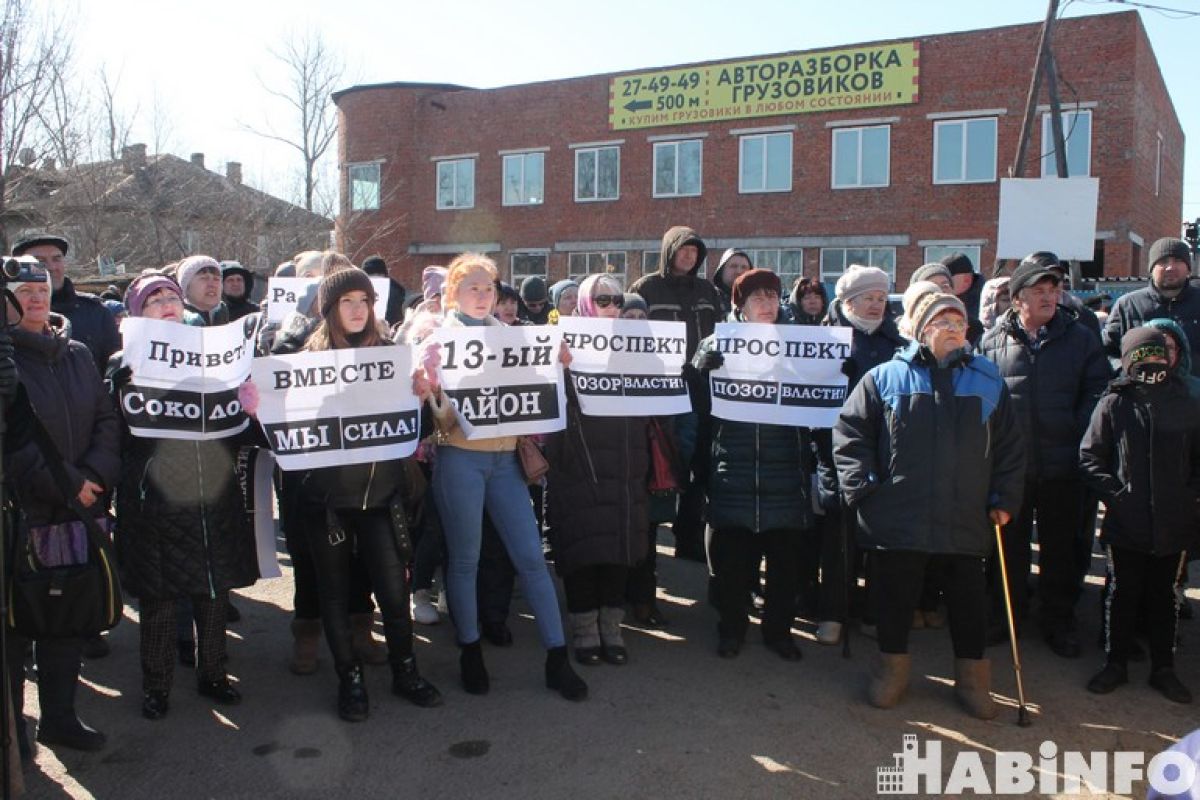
1147, 237, 1192, 271
834, 265, 890, 303
910, 263, 952, 288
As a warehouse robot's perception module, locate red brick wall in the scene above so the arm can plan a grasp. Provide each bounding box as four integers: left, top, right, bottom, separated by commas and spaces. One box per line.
335, 10, 1182, 291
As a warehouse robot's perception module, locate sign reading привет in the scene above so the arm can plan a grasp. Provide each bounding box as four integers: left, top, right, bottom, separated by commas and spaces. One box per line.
609, 42, 919, 130
433, 326, 566, 439
559, 317, 690, 417
710, 323, 853, 428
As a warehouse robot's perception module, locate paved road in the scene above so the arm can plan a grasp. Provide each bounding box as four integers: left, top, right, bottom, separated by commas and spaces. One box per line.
20, 529, 1200, 799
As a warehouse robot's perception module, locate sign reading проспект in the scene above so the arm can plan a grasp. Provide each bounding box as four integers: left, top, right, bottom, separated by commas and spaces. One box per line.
608, 42, 919, 130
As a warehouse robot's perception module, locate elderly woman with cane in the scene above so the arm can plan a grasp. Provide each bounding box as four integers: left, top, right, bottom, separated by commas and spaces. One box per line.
834, 291, 1024, 718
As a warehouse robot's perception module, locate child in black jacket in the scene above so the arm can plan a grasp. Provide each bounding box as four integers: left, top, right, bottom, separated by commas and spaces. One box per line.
1080, 327, 1200, 704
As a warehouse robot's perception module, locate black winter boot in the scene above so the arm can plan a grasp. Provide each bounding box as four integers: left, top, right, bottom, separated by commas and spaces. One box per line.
35, 639, 105, 752
336, 663, 369, 722
459, 640, 489, 695
392, 656, 443, 707
545, 646, 588, 702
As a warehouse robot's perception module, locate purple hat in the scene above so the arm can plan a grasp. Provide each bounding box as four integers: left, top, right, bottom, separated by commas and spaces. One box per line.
422, 266, 447, 301
124, 274, 183, 318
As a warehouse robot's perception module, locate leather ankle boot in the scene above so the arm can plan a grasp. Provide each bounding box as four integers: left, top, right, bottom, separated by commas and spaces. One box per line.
336, 663, 369, 722
545, 646, 588, 702
459, 640, 489, 695
392, 656, 443, 707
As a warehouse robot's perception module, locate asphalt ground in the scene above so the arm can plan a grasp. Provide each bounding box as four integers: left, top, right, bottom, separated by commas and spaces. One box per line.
18, 528, 1200, 800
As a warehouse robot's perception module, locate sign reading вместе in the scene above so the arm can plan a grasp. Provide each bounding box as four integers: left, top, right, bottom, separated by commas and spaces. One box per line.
558, 317, 690, 417
118, 315, 260, 440
709, 322, 853, 429
432, 325, 566, 440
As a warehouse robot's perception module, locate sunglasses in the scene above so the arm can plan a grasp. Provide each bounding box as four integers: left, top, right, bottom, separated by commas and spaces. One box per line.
593, 294, 625, 309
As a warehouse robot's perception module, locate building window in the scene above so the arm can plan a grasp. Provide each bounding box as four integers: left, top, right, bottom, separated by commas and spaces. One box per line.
653, 139, 702, 198
819, 247, 896, 285
436, 158, 475, 210
933, 118, 997, 184
510, 252, 548, 286
832, 126, 890, 189
502, 152, 544, 206
348, 163, 380, 211
923, 245, 982, 271
568, 252, 628, 284
575, 146, 620, 202
642, 250, 661, 277
746, 249, 804, 290
1040, 109, 1092, 177
739, 132, 792, 193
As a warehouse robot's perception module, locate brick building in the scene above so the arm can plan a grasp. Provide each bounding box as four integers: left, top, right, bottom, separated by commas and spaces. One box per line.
333, 10, 1182, 293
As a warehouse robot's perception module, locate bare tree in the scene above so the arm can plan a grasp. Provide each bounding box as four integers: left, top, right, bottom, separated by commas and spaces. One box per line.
97, 64, 137, 161
243, 30, 342, 212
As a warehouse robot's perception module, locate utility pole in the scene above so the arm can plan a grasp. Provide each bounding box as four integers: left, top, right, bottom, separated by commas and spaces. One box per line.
1043, 48, 1084, 288
993, 0, 1060, 278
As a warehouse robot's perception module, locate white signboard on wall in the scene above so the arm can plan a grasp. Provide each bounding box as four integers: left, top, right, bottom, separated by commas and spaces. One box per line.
996, 177, 1099, 261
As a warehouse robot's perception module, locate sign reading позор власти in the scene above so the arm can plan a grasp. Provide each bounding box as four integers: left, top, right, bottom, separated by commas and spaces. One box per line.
608, 41, 919, 130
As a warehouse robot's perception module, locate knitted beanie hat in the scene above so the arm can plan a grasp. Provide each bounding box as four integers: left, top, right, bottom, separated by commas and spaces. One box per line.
176, 255, 221, 299
1120, 327, 1167, 373
910, 263, 952, 288
835, 264, 890, 303
908, 291, 967, 341
317, 266, 375, 319
732, 268, 782, 309
1147, 237, 1192, 271
519, 275, 548, 303
124, 274, 183, 318
939, 251, 975, 276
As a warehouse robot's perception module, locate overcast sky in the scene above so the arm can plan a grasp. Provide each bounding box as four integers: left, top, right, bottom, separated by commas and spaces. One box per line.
69, 0, 1200, 219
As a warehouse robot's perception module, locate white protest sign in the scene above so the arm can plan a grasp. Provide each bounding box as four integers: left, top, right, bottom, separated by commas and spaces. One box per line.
996, 177, 1099, 260
558, 317, 690, 417
119, 316, 260, 439
265, 277, 390, 323
252, 346, 420, 471
710, 323, 853, 428
433, 325, 566, 439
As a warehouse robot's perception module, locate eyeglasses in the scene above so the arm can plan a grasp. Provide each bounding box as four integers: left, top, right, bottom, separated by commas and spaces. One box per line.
927, 319, 967, 333
144, 294, 184, 310
593, 294, 625, 309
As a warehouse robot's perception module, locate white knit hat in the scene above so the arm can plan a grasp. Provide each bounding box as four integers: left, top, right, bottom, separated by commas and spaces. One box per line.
835, 264, 890, 303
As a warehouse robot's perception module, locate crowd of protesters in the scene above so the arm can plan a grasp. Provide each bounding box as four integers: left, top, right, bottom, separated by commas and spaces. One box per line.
1, 225, 1198, 780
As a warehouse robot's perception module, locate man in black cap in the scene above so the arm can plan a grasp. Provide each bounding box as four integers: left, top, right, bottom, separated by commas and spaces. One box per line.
519, 276, 551, 325
12, 233, 119, 374
1104, 237, 1200, 377
980, 257, 1111, 657
361, 255, 406, 326
220, 261, 260, 321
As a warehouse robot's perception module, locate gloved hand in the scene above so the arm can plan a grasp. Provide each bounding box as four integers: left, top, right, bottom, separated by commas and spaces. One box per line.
0, 332, 16, 399
691, 348, 724, 372
840, 358, 859, 381
107, 364, 133, 394
238, 379, 260, 417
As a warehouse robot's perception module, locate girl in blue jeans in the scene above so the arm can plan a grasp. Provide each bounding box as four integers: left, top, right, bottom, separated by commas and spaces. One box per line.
414, 253, 587, 701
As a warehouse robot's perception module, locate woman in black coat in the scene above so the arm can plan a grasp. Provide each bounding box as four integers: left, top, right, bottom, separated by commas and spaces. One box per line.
6, 270, 120, 755
546, 274, 649, 666
108, 274, 259, 721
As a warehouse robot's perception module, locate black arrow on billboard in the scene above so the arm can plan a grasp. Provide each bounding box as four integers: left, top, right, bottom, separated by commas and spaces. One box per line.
624, 99, 652, 112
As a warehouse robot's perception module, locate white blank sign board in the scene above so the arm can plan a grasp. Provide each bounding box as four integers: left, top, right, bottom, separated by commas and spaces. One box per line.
996, 177, 1099, 261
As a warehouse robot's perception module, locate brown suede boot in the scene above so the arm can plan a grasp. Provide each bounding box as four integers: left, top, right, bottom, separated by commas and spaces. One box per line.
289, 619, 323, 676
954, 658, 999, 720
868, 652, 910, 709
351, 613, 389, 666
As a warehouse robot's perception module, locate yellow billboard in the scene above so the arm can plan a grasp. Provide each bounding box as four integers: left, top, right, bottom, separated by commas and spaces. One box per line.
608, 42, 920, 130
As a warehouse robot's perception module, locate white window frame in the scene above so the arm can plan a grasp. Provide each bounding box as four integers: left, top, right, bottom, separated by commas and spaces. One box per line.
509, 252, 548, 286
574, 146, 620, 202
652, 139, 703, 198
347, 162, 381, 211
502, 152, 544, 206
641, 250, 661, 279
831, 126, 890, 189
1040, 109, 1092, 177
567, 251, 628, 283
745, 248, 804, 288
819, 247, 897, 285
932, 118, 997, 185
739, 132, 793, 194
922, 244, 982, 270
436, 158, 475, 210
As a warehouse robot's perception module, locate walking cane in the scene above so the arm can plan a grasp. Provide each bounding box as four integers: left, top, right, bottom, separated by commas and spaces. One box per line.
993, 522, 1033, 726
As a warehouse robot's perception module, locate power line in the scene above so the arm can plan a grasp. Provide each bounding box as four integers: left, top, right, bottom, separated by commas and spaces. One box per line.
1073, 0, 1200, 19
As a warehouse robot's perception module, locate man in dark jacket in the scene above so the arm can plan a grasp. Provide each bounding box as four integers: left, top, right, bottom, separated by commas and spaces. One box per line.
362, 255, 406, 326
940, 251, 985, 344
711, 248, 752, 316
519, 276, 551, 325
631, 226, 722, 562
220, 261, 260, 321
834, 291, 1024, 719
1080, 327, 1200, 704
13, 233, 120, 374
1104, 238, 1200, 377
980, 258, 1111, 657
177, 255, 230, 326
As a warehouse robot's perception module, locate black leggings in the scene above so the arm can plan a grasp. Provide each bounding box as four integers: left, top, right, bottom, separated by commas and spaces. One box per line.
709, 527, 799, 642
873, 550, 987, 659
564, 564, 629, 613
307, 507, 413, 669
